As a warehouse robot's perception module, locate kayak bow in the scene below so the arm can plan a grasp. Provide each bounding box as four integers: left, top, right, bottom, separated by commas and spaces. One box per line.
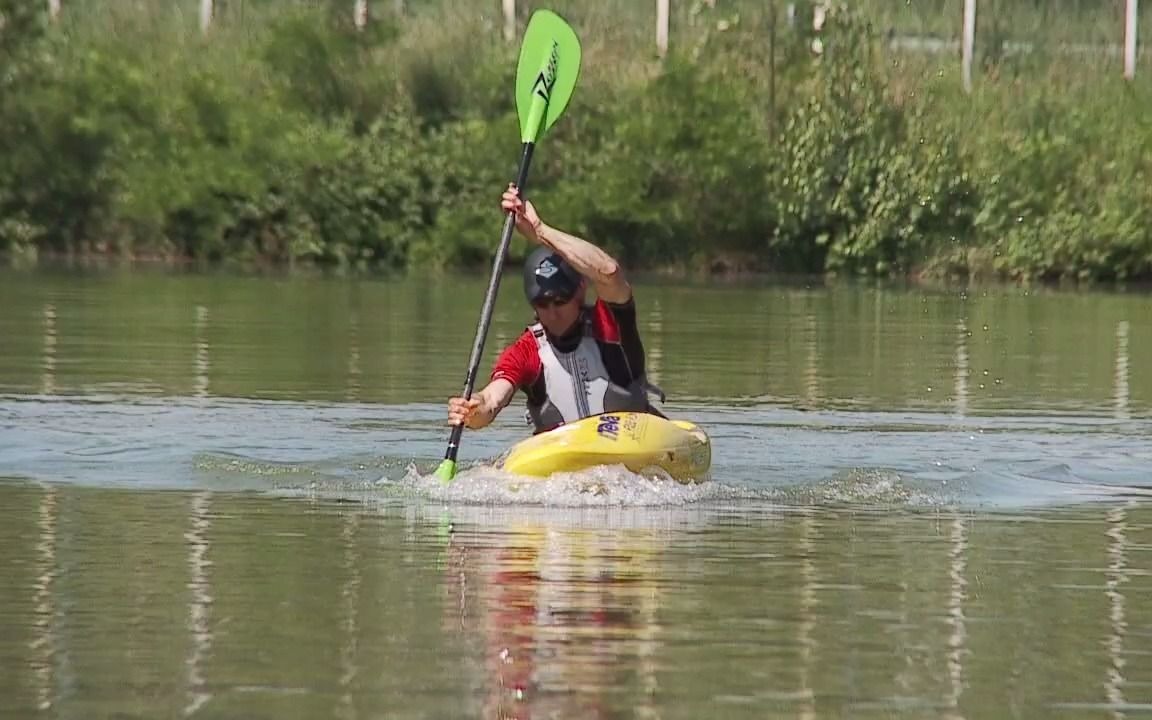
499, 412, 711, 483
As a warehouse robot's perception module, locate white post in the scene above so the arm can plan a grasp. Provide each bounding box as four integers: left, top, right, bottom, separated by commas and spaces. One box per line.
199, 0, 213, 34
656, 0, 670, 58
962, 0, 976, 92
502, 0, 516, 42
47, 0, 61, 22
1124, 0, 1139, 80
354, 0, 368, 30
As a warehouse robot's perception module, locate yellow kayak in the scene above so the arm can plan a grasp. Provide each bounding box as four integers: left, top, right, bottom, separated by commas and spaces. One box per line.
499, 412, 711, 483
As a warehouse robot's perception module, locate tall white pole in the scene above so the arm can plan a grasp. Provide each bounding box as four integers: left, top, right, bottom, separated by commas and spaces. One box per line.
1124, 0, 1139, 80
657, 0, 670, 58
47, 0, 61, 22
962, 0, 976, 92
199, 0, 213, 34
502, 0, 516, 42
354, 0, 368, 29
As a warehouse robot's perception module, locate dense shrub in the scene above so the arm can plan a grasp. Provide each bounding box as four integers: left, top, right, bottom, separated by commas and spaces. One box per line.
1, 0, 1148, 282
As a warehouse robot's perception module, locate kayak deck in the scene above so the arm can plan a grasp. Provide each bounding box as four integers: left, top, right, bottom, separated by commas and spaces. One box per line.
498, 412, 711, 483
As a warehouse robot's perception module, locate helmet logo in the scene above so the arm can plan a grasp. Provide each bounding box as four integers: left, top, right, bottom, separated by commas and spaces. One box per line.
535, 259, 559, 279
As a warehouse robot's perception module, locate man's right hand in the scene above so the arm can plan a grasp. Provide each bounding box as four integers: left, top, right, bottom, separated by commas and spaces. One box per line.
447, 380, 513, 430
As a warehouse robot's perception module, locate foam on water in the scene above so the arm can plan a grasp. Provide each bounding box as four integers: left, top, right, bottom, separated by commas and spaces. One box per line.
780, 467, 949, 508
380, 462, 769, 507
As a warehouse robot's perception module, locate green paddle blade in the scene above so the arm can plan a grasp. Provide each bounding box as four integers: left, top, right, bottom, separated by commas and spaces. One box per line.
434, 459, 456, 483
516, 9, 581, 144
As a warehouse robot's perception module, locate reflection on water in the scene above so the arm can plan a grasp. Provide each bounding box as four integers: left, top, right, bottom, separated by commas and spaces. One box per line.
337, 510, 361, 720
1, 486, 1151, 717
805, 312, 820, 407
1116, 320, 1130, 421
796, 510, 818, 720
184, 491, 213, 717
2, 270, 1152, 717
945, 512, 968, 720
40, 303, 57, 397
646, 299, 663, 387
346, 309, 362, 404
1104, 502, 1132, 716
447, 510, 671, 719
31, 486, 58, 713
2, 270, 1149, 417
194, 306, 210, 401
955, 319, 970, 419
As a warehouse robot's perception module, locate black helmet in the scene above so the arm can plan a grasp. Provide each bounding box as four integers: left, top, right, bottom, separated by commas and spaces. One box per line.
522, 247, 581, 304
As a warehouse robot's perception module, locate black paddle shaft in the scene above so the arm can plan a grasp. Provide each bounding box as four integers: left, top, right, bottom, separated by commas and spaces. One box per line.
442, 142, 536, 464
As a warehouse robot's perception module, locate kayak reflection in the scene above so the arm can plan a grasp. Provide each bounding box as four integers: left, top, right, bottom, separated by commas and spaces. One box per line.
441, 507, 694, 719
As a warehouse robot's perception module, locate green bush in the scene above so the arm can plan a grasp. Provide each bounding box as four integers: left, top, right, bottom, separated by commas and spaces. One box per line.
959, 89, 1152, 281
1, 0, 1149, 282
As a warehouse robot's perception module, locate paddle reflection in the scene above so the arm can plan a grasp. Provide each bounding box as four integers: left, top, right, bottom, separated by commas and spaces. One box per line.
442, 508, 682, 720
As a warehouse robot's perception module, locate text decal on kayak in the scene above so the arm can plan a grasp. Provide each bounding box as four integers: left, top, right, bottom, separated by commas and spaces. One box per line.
533, 41, 560, 103
596, 414, 621, 440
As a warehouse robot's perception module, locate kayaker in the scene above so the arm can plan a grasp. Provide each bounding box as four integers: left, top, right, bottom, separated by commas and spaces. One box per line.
447, 184, 663, 433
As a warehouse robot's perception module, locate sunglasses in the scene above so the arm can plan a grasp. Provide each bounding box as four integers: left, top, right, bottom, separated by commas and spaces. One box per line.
531, 294, 576, 309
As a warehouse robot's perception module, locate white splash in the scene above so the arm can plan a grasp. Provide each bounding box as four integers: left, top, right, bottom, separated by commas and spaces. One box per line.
385, 463, 761, 508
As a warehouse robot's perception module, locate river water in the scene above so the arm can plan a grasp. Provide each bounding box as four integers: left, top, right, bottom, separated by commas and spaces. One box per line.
1, 267, 1150, 718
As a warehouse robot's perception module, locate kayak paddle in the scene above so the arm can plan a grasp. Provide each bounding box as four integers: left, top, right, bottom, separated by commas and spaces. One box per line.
434, 9, 582, 483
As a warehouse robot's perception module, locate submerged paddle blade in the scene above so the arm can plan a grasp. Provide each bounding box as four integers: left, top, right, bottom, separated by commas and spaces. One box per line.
516, 9, 581, 144
434, 458, 457, 482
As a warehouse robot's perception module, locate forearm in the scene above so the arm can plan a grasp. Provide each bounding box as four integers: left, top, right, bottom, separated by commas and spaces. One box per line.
465, 379, 515, 429
536, 223, 622, 289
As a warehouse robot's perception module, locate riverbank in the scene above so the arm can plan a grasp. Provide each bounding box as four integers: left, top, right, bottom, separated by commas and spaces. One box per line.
1, 1, 1149, 282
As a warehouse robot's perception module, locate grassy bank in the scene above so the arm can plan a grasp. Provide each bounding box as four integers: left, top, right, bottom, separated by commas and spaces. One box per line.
1, 0, 1149, 282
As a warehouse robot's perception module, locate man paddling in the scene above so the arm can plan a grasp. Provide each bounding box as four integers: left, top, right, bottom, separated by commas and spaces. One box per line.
447, 185, 662, 434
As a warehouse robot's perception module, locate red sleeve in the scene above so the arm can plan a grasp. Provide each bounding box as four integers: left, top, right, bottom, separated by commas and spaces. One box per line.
591, 297, 645, 381
491, 330, 541, 390
590, 298, 622, 343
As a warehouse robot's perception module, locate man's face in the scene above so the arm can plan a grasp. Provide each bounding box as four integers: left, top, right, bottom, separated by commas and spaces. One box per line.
531, 282, 586, 335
